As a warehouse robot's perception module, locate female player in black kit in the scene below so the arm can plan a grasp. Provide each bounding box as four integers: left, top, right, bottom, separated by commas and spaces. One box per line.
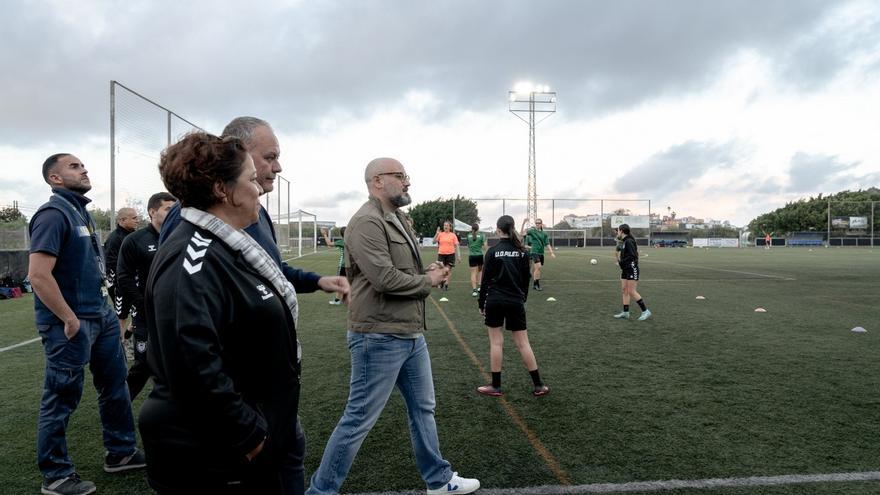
476, 215, 549, 397
613, 224, 651, 321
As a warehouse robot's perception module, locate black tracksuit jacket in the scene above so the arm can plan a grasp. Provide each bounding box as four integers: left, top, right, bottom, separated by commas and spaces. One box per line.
619, 235, 639, 267
140, 220, 299, 493
103, 224, 132, 317
478, 238, 531, 310
116, 224, 159, 330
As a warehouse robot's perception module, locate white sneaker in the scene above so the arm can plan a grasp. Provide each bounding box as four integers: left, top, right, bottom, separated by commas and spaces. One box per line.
427, 472, 480, 495
329, 299, 342, 305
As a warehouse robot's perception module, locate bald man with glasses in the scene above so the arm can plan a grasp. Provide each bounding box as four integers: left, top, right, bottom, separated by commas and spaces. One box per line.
306, 158, 479, 495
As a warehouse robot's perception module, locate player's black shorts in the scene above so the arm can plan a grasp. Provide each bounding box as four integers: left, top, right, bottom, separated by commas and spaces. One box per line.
530, 253, 545, 265
337, 266, 347, 277
620, 261, 639, 281
438, 253, 456, 267
468, 255, 484, 267
484, 301, 527, 331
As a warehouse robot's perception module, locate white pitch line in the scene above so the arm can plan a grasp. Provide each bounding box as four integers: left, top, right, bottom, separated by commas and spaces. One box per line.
348, 470, 880, 495
281, 250, 323, 264
641, 260, 796, 281
0, 337, 40, 353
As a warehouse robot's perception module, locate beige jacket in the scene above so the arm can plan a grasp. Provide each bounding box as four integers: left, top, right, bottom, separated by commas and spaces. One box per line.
345, 197, 431, 333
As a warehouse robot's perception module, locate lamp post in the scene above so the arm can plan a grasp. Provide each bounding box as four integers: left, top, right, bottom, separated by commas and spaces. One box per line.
509, 82, 556, 225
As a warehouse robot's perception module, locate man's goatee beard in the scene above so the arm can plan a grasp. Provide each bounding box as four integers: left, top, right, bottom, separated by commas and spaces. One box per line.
68, 184, 91, 195
390, 193, 411, 207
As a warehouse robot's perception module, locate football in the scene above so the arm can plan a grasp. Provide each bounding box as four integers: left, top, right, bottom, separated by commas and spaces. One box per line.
590, 259, 598, 265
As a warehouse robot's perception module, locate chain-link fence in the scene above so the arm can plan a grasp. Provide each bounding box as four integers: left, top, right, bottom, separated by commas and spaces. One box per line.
467, 197, 654, 246
111, 81, 203, 225
0, 225, 28, 251
827, 200, 877, 247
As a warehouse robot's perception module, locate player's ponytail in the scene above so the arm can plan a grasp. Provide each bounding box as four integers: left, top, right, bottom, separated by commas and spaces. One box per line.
497, 215, 526, 252
470, 223, 479, 241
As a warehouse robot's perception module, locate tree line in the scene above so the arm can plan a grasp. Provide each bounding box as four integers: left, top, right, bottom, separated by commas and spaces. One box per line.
746, 188, 880, 236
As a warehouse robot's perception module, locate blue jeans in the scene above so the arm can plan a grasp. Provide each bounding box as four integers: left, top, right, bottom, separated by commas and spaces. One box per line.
37, 306, 137, 480
306, 332, 452, 495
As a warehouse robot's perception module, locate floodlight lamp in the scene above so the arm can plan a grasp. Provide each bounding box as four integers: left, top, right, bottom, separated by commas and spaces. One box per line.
513, 81, 534, 94
509, 92, 517, 102
550, 96, 557, 103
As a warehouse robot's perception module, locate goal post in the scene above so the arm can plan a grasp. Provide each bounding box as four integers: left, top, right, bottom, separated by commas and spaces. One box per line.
282, 210, 318, 259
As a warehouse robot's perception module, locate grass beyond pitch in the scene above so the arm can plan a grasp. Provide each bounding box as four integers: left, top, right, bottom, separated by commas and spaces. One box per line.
0, 246, 878, 494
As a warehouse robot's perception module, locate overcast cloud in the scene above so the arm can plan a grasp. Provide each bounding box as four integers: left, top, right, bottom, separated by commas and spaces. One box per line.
614, 140, 741, 197
1, 0, 878, 226
0, 0, 842, 141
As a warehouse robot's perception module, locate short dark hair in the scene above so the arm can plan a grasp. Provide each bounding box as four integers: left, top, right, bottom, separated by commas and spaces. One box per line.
618, 224, 631, 235
41, 153, 70, 183
147, 192, 177, 212
158, 132, 249, 210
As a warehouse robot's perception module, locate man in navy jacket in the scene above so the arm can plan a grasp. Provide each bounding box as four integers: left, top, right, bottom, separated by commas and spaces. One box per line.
29, 153, 145, 495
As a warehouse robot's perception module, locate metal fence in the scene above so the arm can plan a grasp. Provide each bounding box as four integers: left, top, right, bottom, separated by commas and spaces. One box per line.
0, 225, 28, 251
463, 197, 654, 246
110, 80, 203, 225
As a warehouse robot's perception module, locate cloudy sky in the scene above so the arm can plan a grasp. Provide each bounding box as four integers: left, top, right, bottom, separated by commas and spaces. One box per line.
2, 0, 879, 228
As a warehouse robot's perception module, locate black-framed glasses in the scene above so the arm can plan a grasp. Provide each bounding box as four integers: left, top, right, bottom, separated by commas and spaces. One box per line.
376, 172, 410, 182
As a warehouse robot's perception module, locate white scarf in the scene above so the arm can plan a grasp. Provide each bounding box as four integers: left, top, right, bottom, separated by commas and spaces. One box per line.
181, 207, 301, 361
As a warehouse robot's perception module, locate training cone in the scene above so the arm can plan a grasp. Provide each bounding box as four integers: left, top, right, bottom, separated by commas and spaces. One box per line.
695, 295, 706, 300
546, 297, 557, 302
754, 307, 767, 313
851, 326, 867, 333
438, 297, 449, 302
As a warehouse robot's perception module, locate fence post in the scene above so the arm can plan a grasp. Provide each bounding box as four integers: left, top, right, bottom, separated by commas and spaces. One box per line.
827, 198, 831, 247
110, 81, 116, 227
287, 181, 291, 248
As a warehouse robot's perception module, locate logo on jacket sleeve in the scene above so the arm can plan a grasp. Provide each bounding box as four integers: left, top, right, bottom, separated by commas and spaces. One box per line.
147, 244, 157, 252
256, 284, 274, 300
183, 232, 212, 275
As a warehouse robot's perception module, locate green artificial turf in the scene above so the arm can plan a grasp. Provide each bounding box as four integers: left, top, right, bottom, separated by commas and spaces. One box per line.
1, 247, 877, 494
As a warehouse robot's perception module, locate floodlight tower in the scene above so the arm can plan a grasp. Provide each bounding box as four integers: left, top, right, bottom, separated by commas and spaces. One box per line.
509, 82, 556, 225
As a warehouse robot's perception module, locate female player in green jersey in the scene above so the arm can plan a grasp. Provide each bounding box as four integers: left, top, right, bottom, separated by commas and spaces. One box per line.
320, 226, 347, 305
467, 223, 488, 297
